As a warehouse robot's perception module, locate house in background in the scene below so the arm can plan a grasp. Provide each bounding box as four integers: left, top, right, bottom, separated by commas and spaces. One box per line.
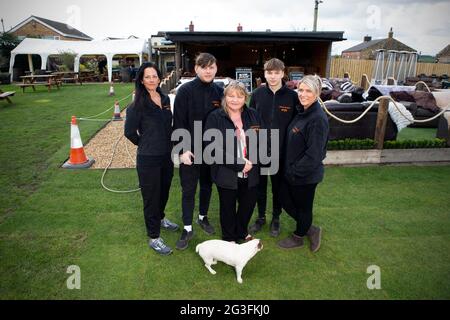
9, 15, 92, 41
436, 44, 450, 64
341, 28, 415, 60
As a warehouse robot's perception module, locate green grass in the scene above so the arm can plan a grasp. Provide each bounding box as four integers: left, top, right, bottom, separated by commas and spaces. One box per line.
1, 84, 450, 299
397, 127, 436, 141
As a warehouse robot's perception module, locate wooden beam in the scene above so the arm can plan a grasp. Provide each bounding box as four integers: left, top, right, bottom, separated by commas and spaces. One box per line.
374, 98, 389, 149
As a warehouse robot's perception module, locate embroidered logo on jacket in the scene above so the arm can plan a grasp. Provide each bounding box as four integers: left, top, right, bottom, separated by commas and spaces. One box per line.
292, 127, 300, 134
279, 105, 292, 113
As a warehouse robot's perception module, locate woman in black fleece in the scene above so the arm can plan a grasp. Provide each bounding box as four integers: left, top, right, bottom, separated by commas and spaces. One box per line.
124, 62, 179, 256
205, 81, 261, 243
278, 75, 329, 253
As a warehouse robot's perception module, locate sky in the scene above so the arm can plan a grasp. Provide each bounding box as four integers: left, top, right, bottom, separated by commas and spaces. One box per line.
1, 0, 449, 56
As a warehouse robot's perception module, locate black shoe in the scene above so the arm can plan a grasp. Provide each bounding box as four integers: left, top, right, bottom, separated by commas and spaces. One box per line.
197, 217, 215, 235
176, 229, 194, 250
270, 217, 280, 237
248, 217, 266, 234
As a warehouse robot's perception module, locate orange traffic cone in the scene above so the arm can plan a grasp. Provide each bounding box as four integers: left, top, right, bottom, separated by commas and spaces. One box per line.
112, 101, 122, 121
62, 116, 95, 169
108, 82, 115, 96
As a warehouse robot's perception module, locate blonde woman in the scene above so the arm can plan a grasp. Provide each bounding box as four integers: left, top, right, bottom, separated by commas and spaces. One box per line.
204, 81, 261, 243
278, 75, 329, 252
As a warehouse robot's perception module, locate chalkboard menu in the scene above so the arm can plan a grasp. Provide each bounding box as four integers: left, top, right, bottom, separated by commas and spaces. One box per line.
235, 68, 253, 93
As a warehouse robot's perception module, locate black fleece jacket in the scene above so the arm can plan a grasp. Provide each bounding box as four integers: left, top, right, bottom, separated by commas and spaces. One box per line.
249, 84, 299, 158
284, 101, 329, 186
204, 106, 261, 190
124, 89, 172, 157
173, 77, 224, 154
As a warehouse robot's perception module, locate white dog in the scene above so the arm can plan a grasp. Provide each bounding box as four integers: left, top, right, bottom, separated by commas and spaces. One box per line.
195, 239, 263, 284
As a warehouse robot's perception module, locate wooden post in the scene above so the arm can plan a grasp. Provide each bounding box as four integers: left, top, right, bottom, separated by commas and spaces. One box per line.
361, 74, 369, 91
344, 72, 350, 79
374, 98, 389, 149
387, 77, 395, 85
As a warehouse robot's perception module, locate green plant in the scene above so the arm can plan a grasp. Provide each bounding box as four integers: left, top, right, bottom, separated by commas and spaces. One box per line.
57, 50, 77, 71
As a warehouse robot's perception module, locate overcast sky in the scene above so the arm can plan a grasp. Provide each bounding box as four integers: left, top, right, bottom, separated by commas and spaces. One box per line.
1, 0, 449, 55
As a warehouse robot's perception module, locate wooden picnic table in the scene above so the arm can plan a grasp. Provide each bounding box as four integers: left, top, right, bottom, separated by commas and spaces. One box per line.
52, 71, 82, 85
18, 74, 61, 92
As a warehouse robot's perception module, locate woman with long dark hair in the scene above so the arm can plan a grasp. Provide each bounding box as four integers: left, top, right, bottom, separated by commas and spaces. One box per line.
125, 62, 179, 255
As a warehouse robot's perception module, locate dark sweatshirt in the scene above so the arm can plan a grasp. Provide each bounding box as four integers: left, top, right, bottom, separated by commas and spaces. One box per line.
284, 101, 329, 186
173, 77, 224, 154
124, 89, 172, 159
249, 84, 299, 158
204, 106, 261, 190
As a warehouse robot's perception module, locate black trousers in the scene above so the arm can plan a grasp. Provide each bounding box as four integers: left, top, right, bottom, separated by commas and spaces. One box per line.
179, 163, 212, 226
217, 179, 257, 242
257, 169, 283, 218
280, 180, 317, 237
137, 158, 173, 239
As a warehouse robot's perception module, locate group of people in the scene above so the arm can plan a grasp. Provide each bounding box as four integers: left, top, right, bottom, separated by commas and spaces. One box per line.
124, 53, 329, 256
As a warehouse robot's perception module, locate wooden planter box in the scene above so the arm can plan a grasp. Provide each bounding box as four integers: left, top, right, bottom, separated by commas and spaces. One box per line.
324, 148, 450, 165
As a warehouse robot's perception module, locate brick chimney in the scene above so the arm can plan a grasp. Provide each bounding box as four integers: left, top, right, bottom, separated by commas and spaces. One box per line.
237, 23, 243, 32
189, 21, 194, 32
364, 35, 372, 42
388, 27, 393, 39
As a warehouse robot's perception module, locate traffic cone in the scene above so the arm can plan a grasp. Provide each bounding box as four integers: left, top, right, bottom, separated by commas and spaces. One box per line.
108, 82, 115, 96
62, 116, 95, 169
112, 101, 122, 121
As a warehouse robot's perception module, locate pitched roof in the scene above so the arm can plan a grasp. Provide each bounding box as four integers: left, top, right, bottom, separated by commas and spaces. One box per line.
437, 44, 450, 57
10, 15, 92, 40
343, 37, 415, 53
342, 39, 385, 52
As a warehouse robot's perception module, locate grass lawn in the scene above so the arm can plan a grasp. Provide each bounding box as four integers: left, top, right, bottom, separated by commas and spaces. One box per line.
1, 83, 450, 300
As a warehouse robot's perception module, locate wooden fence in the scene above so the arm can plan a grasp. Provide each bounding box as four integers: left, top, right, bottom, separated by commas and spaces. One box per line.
330, 57, 450, 83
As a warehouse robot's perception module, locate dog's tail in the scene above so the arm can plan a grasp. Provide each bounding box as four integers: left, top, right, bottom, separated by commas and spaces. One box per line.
195, 243, 201, 253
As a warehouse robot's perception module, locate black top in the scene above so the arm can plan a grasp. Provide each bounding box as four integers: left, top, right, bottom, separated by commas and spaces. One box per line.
124, 88, 173, 159
249, 84, 299, 159
204, 106, 261, 190
284, 101, 329, 186
173, 77, 224, 155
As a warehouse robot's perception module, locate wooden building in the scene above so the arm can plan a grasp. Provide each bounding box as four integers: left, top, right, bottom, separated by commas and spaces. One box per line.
158, 30, 345, 85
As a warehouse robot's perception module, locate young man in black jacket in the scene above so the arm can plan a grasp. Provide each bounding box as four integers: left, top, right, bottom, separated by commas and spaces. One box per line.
173, 53, 224, 250
248, 58, 299, 237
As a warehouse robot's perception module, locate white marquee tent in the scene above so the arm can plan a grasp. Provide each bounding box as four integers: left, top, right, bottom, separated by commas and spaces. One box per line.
9, 38, 149, 82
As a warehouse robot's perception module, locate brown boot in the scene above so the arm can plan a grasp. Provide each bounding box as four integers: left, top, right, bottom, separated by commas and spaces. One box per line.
306, 225, 322, 253
278, 233, 304, 249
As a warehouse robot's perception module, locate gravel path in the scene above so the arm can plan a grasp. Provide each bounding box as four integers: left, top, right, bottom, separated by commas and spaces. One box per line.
84, 109, 137, 169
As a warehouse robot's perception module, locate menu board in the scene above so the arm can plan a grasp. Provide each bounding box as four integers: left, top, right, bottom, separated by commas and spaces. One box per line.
235, 68, 253, 93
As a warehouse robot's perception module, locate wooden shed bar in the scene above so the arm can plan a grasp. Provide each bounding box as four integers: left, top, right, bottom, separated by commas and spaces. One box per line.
161, 31, 345, 87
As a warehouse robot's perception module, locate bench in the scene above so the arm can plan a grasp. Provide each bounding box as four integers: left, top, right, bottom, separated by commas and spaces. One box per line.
0, 89, 15, 103
16, 82, 60, 92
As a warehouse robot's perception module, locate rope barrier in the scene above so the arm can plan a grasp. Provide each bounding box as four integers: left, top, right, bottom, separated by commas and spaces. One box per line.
78, 91, 133, 120
100, 133, 140, 193
319, 95, 450, 124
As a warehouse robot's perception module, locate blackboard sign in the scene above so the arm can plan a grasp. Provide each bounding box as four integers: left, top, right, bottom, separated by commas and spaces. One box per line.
235, 68, 253, 93
289, 71, 304, 81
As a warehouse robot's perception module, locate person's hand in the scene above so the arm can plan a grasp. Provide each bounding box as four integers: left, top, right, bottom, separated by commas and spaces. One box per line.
243, 158, 252, 174
180, 151, 194, 165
